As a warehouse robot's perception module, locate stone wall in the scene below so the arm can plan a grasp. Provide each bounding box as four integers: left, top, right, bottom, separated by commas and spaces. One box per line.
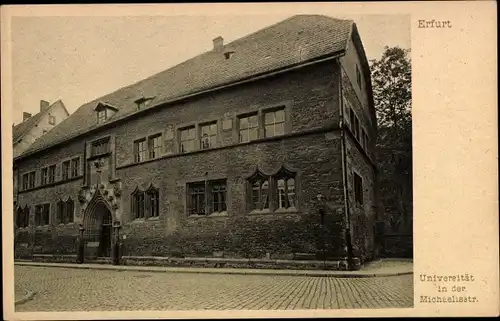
14, 60, 352, 260
118, 132, 346, 259
341, 53, 378, 263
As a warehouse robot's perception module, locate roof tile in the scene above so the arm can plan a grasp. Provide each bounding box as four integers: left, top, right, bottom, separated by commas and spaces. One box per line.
19, 15, 353, 158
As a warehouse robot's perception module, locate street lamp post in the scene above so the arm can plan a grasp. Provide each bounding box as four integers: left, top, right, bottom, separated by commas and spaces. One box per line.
77, 224, 85, 264
112, 221, 121, 265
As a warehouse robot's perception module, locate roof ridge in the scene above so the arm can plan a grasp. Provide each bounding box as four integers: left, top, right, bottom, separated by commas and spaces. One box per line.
224, 14, 352, 48
65, 15, 354, 115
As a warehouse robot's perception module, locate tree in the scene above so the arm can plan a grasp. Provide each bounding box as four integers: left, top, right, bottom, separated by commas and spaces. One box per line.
370, 46, 412, 233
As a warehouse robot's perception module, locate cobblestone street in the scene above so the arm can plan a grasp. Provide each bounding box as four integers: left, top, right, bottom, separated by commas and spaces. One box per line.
15, 266, 413, 311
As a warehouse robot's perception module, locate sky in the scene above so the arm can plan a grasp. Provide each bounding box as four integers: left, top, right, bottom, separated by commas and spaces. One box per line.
10, 14, 410, 126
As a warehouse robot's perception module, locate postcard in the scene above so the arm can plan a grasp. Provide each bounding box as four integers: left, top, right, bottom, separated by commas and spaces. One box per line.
2, 2, 498, 319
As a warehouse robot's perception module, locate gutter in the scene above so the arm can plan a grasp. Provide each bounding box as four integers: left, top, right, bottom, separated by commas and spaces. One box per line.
14, 50, 346, 162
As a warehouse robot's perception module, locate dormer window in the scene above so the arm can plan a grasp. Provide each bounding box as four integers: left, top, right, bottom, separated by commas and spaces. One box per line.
97, 109, 107, 123
224, 51, 235, 60
134, 96, 155, 110
95, 102, 118, 124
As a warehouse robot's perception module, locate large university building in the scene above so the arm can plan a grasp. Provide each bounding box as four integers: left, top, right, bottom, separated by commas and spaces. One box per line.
14, 15, 379, 268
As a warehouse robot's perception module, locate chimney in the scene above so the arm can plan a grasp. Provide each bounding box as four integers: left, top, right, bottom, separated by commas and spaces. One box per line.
213, 36, 224, 52
40, 100, 50, 112
23, 112, 32, 121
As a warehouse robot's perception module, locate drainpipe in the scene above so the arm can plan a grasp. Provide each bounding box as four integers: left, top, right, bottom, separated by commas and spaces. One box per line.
338, 63, 355, 271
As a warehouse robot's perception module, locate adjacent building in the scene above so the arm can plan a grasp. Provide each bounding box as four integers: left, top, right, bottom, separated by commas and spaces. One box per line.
14, 15, 379, 266
13, 100, 69, 158
13, 100, 69, 211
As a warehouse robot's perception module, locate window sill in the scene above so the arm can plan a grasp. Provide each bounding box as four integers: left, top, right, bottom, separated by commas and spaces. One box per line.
249, 207, 298, 215
274, 206, 298, 214
57, 222, 76, 226
238, 133, 287, 145
188, 211, 228, 219
131, 217, 159, 224
88, 152, 111, 161
132, 155, 167, 166
249, 209, 271, 215
209, 211, 228, 217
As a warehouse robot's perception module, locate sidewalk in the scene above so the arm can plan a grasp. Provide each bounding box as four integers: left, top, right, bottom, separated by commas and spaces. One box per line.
15, 258, 413, 278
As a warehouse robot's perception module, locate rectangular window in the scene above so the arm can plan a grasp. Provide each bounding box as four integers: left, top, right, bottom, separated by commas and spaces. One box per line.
97, 109, 107, 123
28, 172, 36, 189
354, 172, 363, 205
35, 205, 42, 226
251, 179, 269, 211
49, 115, 56, 125
180, 126, 196, 153
187, 180, 227, 215
71, 158, 80, 178
133, 192, 145, 219
343, 97, 350, 126
48, 165, 55, 184
22, 174, 29, 190
354, 117, 360, 141
210, 180, 227, 213
57, 202, 64, 224
134, 139, 147, 163
91, 138, 110, 157
276, 177, 296, 209
16, 207, 30, 228
148, 134, 162, 159
66, 200, 74, 223
362, 130, 368, 149
36, 204, 50, 226
200, 122, 217, 149
146, 188, 160, 218
357, 119, 361, 142
187, 182, 206, 215
356, 65, 362, 89
41, 168, 48, 185
62, 161, 70, 180
349, 109, 355, 132
239, 114, 259, 143
16, 209, 22, 228
264, 108, 285, 138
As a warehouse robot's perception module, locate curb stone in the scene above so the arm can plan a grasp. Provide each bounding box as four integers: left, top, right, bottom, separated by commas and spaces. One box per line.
15, 289, 36, 306
15, 261, 413, 278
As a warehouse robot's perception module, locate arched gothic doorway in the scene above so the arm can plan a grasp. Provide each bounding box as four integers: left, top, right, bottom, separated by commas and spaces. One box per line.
83, 199, 114, 258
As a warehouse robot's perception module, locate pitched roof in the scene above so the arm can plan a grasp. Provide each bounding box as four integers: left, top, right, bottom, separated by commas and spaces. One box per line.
13, 112, 44, 144
18, 15, 356, 159
12, 100, 68, 145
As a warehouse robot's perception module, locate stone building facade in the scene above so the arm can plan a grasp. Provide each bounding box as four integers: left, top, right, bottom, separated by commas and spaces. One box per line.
14, 15, 379, 266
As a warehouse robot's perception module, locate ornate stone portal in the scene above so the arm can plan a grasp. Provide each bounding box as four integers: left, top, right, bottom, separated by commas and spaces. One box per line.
77, 156, 123, 262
